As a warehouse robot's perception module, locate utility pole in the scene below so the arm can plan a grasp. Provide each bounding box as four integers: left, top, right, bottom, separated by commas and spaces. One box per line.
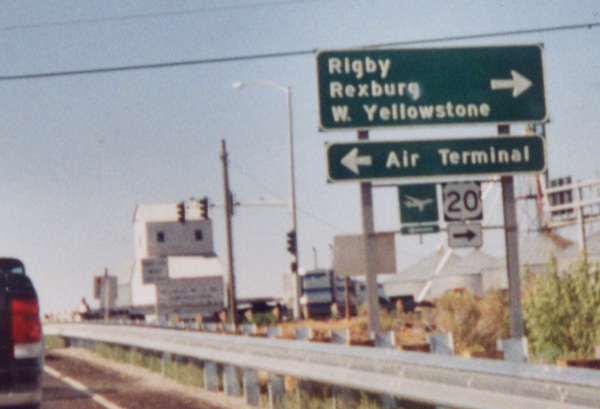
103, 268, 109, 321
221, 140, 237, 329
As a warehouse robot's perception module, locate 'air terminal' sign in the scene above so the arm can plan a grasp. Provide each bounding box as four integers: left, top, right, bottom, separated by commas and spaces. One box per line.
326, 135, 546, 182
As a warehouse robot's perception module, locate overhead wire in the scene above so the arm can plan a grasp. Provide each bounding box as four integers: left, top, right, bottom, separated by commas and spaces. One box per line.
0, 21, 599, 81
0, 0, 331, 32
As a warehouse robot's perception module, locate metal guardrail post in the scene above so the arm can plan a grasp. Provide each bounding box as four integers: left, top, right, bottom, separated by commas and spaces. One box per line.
428, 333, 455, 356
331, 328, 352, 408
498, 338, 529, 363
331, 329, 350, 345
240, 324, 257, 335
243, 369, 260, 407
266, 326, 282, 338
428, 334, 454, 409
223, 323, 237, 333
295, 327, 315, 400
373, 331, 396, 349
204, 322, 221, 332
268, 373, 285, 409
203, 362, 219, 391
295, 327, 313, 341
161, 352, 171, 376
224, 365, 241, 397
373, 331, 397, 408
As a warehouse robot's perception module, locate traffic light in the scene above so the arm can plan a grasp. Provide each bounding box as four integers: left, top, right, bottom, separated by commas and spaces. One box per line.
176, 201, 186, 223
200, 196, 209, 219
286, 230, 297, 255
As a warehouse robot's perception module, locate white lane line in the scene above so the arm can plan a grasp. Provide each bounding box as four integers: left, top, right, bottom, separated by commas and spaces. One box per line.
44, 366, 126, 409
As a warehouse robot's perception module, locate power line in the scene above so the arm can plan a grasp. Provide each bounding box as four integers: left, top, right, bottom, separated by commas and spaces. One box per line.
367, 21, 600, 48
1, 21, 599, 82
0, 49, 314, 81
0, 0, 331, 32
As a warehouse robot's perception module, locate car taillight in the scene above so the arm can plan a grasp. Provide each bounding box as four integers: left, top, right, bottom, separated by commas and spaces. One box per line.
10, 297, 42, 359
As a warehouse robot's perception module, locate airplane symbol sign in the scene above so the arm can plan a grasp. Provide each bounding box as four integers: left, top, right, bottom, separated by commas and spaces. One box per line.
403, 195, 434, 212
399, 184, 439, 226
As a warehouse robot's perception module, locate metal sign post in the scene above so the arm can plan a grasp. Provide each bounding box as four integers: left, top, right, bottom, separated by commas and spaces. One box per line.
358, 130, 380, 332
499, 125, 524, 339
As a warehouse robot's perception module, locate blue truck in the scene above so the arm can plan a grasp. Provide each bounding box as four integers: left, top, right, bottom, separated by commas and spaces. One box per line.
299, 269, 358, 319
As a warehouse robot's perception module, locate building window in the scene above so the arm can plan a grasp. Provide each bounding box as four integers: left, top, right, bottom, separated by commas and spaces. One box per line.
195, 230, 203, 241
157, 232, 165, 243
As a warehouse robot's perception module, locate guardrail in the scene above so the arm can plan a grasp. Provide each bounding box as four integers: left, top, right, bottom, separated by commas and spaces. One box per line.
44, 322, 600, 409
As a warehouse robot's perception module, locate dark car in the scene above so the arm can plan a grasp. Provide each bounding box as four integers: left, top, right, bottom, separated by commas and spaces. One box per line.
0, 258, 43, 409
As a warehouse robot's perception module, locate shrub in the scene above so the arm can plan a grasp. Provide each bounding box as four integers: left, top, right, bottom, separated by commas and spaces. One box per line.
434, 290, 509, 354
523, 255, 600, 362
252, 312, 278, 327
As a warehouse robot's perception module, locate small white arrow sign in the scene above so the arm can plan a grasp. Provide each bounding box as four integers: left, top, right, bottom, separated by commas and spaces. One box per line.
490, 70, 533, 98
341, 148, 372, 175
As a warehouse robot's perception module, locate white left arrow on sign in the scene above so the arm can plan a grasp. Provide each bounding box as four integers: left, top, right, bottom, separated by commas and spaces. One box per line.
490, 70, 532, 98
341, 148, 372, 175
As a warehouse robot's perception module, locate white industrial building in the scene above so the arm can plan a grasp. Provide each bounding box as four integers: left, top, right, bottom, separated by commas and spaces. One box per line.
114, 200, 225, 322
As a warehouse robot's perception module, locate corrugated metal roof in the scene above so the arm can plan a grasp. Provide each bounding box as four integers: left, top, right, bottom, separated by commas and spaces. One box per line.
381, 248, 502, 284
519, 231, 574, 266
389, 249, 462, 281
559, 229, 600, 259
446, 250, 503, 276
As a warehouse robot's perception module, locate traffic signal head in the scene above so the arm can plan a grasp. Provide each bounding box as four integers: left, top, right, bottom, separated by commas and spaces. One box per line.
286, 230, 297, 255
200, 197, 209, 219
177, 201, 186, 223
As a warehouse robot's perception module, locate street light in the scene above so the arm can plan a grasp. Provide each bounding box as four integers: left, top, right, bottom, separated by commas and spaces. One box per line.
233, 80, 301, 319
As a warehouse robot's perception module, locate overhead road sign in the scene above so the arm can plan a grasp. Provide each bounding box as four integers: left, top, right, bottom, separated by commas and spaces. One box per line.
326, 135, 546, 182
448, 223, 483, 248
316, 45, 547, 130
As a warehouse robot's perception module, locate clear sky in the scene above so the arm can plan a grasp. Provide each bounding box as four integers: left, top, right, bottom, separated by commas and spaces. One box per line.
1, 0, 599, 313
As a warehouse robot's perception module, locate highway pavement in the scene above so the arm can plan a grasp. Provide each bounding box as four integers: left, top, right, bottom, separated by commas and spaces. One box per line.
42, 347, 251, 409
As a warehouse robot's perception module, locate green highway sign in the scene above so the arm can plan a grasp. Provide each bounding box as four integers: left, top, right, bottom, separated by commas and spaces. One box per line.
316, 45, 547, 130
326, 135, 546, 182
399, 184, 439, 224
401, 225, 440, 235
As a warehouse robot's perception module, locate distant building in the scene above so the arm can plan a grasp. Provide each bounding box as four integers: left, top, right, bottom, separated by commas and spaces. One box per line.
116, 200, 225, 322
519, 231, 574, 274
379, 248, 503, 303
558, 229, 600, 270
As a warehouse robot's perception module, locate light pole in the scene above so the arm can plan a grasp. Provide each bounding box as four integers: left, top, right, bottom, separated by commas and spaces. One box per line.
233, 80, 301, 320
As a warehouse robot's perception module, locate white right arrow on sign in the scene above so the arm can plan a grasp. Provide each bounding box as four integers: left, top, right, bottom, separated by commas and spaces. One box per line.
490, 70, 532, 98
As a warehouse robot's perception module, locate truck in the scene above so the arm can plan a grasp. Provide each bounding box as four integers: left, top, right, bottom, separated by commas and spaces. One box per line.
0, 258, 43, 409
299, 269, 358, 319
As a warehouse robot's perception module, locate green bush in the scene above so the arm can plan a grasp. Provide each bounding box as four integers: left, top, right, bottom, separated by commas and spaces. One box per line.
523, 255, 600, 362
252, 312, 278, 327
